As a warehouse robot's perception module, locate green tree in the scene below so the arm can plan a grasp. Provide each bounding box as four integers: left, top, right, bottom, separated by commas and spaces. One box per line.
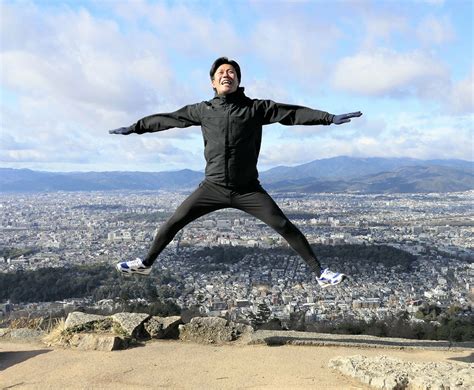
288, 310, 306, 331
254, 303, 271, 329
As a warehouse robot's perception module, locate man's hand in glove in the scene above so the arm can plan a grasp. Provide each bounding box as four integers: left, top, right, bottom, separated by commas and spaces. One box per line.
109, 126, 134, 135
332, 111, 363, 125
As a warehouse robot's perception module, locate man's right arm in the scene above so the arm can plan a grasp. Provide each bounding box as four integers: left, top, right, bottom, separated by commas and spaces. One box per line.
109, 104, 202, 135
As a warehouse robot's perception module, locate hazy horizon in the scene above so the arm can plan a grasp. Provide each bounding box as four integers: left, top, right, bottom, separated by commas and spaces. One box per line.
1, 155, 473, 175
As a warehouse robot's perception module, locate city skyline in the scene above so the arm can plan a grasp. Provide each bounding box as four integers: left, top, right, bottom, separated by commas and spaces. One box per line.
1, 0, 473, 172
1, 189, 472, 325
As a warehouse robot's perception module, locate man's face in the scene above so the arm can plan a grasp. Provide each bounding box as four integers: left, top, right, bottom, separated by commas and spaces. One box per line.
211, 64, 239, 95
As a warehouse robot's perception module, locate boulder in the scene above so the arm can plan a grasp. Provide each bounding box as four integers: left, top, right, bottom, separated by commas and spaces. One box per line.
64, 312, 108, 331
111, 312, 150, 338
144, 316, 182, 339
179, 317, 253, 344
10, 328, 45, 340
329, 355, 473, 390
68, 333, 126, 351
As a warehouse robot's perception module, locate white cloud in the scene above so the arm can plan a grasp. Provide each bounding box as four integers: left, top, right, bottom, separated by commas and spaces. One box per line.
416, 15, 455, 46
245, 78, 292, 102
415, 0, 445, 5
332, 49, 448, 97
448, 68, 474, 114
0, 1, 243, 119
377, 112, 473, 160
259, 111, 473, 168
0, 122, 100, 165
0, 6, 179, 115
250, 16, 342, 88
359, 11, 408, 49
114, 1, 243, 57
0, 2, 207, 171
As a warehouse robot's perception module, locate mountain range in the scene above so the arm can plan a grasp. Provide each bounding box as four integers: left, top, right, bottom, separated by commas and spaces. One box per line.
1, 157, 472, 193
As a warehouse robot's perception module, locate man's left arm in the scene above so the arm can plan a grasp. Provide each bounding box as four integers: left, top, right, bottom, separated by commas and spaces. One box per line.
258, 100, 362, 126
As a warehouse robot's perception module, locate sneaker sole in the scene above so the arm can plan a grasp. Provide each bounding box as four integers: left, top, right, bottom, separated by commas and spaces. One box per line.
319, 274, 347, 288
331, 274, 347, 286
115, 264, 151, 277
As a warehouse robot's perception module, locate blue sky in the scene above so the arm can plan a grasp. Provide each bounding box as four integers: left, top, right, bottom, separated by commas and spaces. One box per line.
1, 0, 473, 172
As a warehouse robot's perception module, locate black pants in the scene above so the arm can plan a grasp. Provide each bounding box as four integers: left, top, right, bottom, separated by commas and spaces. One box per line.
143, 179, 321, 275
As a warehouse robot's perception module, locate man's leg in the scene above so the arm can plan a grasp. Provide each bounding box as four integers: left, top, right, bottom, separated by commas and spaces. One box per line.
142, 181, 229, 266
231, 186, 322, 277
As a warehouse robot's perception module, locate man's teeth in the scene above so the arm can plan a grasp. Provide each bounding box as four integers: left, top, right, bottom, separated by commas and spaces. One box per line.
222, 80, 231, 85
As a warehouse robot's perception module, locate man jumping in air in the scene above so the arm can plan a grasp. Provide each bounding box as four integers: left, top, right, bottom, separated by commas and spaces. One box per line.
109, 57, 362, 288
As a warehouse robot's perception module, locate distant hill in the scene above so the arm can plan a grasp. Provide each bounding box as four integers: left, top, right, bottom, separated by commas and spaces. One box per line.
265, 165, 474, 194
1, 157, 472, 193
259, 156, 473, 182
0, 168, 203, 192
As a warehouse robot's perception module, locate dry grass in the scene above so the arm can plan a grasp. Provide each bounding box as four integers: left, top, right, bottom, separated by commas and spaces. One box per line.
5, 316, 44, 330
1, 314, 65, 334
42, 318, 70, 346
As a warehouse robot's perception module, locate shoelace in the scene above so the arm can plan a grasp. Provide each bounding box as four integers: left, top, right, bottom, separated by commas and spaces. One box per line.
321, 269, 338, 279
127, 258, 143, 267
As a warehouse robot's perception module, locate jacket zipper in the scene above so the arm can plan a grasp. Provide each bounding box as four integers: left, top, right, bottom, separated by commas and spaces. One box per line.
224, 103, 230, 186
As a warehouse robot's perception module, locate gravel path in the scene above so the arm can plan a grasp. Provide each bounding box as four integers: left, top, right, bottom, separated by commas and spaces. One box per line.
1, 339, 472, 389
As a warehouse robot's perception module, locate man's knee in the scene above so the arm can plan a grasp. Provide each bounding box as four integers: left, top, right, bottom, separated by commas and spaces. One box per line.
161, 211, 188, 234
270, 216, 293, 234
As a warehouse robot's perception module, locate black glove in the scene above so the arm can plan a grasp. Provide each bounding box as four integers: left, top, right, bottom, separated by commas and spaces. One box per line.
108, 125, 134, 135
332, 111, 363, 125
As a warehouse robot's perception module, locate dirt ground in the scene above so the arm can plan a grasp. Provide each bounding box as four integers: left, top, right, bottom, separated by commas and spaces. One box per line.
1, 339, 472, 389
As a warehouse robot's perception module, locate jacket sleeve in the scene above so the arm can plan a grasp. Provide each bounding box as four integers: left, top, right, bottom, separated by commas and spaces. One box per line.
131, 103, 202, 134
258, 100, 334, 126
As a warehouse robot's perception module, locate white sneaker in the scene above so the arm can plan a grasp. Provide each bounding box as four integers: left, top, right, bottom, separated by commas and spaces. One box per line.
116, 258, 151, 276
317, 268, 347, 288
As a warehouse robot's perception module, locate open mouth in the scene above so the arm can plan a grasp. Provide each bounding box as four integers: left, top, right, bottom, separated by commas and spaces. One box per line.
221, 79, 232, 86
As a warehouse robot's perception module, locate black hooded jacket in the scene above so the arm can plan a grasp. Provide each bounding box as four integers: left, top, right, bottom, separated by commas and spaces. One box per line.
132, 88, 334, 188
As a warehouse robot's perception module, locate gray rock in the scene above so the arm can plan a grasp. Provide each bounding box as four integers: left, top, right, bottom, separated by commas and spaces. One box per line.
249, 329, 474, 350
179, 317, 253, 344
64, 312, 107, 330
144, 316, 182, 339
10, 328, 45, 340
68, 333, 125, 351
111, 312, 150, 338
233, 322, 254, 343
329, 355, 473, 390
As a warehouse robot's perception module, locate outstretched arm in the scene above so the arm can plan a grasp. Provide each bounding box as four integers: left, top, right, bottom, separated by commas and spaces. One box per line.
109, 126, 134, 135
259, 101, 363, 127
259, 101, 335, 126
332, 111, 363, 125
108, 104, 202, 135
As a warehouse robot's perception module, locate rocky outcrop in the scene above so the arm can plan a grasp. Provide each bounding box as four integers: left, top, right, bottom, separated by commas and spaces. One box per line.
329, 355, 473, 390
144, 316, 182, 339
111, 312, 150, 338
69, 333, 126, 352
179, 316, 253, 344
64, 312, 108, 331
48, 312, 253, 351
44, 311, 183, 351
0, 328, 45, 340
